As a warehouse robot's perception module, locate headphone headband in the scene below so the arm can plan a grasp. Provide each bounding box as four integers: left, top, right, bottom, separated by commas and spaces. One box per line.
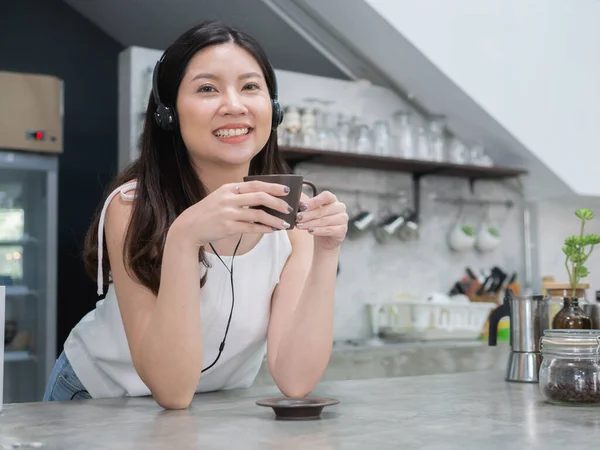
151, 55, 164, 107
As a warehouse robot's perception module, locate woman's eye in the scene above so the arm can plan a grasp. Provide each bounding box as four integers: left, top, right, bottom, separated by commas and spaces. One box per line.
198, 85, 216, 93
243, 83, 260, 91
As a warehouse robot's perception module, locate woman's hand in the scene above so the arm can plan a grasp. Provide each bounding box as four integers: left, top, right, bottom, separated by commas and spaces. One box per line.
295, 191, 348, 251
172, 181, 294, 247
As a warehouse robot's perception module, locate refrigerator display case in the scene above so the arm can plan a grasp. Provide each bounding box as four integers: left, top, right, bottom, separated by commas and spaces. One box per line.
0, 151, 58, 403
0, 71, 61, 403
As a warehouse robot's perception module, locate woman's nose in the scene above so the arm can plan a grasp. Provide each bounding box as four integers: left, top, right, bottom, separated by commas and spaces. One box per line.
220, 90, 248, 116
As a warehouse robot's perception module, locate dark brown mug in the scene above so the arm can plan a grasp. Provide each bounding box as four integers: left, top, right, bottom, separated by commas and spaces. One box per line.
243, 174, 318, 229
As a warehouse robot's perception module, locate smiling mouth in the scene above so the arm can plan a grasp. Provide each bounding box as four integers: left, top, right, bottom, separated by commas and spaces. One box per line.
213, 127, 253, 138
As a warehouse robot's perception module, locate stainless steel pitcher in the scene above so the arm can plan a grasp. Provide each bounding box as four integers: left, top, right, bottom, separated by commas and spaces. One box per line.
488, 290, 554, 383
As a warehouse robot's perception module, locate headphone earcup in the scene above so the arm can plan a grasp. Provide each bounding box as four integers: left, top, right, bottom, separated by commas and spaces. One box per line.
271, 98, 284, 130
153, 103, 176, 131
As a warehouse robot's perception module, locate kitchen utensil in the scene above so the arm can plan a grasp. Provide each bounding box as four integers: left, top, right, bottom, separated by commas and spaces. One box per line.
243, 174, 317, 229
373, 208, 416, 243
476, 266, 506, 296
348, 210, 375, 237
488, 289, 555, 383
347, 193, 376, 239
397, 210, 419, 240
256, 397, 339, 420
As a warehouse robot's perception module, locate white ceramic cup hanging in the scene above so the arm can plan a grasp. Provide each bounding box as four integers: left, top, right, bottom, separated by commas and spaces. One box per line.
476, 225, 501, 252
447, 204, 475, 252
475, 205, 505, 253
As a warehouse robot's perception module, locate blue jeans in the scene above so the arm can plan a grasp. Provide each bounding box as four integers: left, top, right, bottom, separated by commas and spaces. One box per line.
43, 351, 92, 401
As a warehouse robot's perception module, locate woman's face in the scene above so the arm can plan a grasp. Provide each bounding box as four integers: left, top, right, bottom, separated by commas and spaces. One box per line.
176, 42, 273, 168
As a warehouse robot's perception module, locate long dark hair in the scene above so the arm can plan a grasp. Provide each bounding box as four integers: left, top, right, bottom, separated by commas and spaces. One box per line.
84, 21, 290, 296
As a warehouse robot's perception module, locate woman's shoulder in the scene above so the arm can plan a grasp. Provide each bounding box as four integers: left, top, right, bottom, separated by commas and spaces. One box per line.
104, 179, 138, 233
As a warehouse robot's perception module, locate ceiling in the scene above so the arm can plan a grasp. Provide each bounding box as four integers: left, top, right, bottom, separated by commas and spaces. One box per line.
62, 0, 348, 79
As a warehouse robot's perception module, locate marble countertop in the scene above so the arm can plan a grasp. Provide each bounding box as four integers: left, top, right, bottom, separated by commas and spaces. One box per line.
1, 370, 599, 449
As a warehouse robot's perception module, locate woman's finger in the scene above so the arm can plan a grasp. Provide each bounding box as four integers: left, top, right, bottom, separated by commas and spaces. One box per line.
297, 213, 348, 230
305, 224, 347, 237
235, 207, 291, 230
233, 191, 293, 215
296, 202, 346, 224
299, 190, 338, 211
230, 180, 290, 196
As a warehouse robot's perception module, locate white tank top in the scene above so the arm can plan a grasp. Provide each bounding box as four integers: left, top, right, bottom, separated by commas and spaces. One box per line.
63, 181, 292, 399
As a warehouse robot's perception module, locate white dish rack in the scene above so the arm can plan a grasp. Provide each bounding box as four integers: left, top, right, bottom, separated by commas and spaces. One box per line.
366, 300, 496, 341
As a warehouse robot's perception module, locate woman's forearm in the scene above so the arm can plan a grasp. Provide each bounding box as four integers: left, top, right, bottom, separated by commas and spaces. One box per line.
272, 246, 338, 397
137, 224, 204, 408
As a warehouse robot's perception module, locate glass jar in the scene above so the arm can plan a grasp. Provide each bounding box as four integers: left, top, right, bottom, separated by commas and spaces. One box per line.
539, 329, 600, 406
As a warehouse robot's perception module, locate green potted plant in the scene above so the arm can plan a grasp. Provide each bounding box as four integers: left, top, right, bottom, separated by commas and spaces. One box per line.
551, 208, 600, 329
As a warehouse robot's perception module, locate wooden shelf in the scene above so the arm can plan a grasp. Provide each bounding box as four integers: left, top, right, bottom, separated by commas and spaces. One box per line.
280, 146, 527, 180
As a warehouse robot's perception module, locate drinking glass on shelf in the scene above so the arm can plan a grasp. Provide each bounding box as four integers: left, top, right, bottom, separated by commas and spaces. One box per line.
428, 116, 446, 162
468, 144, 494, 167
448, 136, 468, 164
320, 111, 340, 150
415, 126, 432, 161
480, 154, 494, 167
337, 114, 352, 152
392, 111, 415, 159
373, 120, 391, 156
354, 124, 373, 154
300, 107, 317, 148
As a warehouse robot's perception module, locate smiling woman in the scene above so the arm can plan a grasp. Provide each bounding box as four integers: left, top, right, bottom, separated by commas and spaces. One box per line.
42, 20, 348, 410
177, 45, 273, 167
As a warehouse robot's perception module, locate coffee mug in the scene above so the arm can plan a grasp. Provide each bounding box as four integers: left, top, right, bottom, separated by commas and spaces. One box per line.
448, 223, 475, 252
243, 174, 318, 229
475, 226, 501, 252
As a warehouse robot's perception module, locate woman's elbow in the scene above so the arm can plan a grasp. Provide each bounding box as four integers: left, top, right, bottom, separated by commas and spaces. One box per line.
153, 390, 195, 410
149, 380, 197, 410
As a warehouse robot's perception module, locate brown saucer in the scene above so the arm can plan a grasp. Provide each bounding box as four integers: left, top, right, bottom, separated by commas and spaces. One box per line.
255, 397, 340, 420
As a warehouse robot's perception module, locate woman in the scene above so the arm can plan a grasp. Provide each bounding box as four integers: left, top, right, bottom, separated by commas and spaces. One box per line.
42, 21, 347, 409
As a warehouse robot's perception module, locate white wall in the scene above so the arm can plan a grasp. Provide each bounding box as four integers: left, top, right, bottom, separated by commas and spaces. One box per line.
365, 0, 600, 197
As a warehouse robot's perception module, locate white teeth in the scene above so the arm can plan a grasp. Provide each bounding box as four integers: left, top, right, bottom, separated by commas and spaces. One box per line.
214, 128, 249, 138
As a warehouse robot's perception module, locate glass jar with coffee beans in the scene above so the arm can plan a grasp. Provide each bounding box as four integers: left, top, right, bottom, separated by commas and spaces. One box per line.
539, 329, 600, 406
